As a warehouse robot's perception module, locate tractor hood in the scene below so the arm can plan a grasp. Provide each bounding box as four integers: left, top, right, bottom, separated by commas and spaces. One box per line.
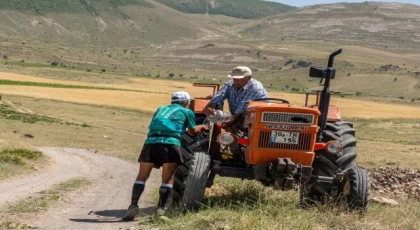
247, 101, 321, 116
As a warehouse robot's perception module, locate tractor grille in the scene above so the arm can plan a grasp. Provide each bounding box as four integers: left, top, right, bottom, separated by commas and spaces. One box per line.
258, 131, 313, 151
262, 112, 314, 125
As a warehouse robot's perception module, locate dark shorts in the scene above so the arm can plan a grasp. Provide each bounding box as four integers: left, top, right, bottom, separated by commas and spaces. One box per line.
138, 143, 183, 168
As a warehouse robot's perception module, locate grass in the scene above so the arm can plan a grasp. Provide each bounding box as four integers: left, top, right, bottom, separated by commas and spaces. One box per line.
0, 221, 31, 229
0, 148, 42, 166
0, 103, 90, 127
0, 95, 152, 161
0, 148, 45, 180
146, 178, 420, 230
8, 178, 91, 213
0, 79, 163, 94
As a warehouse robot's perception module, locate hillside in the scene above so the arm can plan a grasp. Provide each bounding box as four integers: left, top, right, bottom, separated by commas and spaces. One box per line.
241, 2, 420, 49
0, 1, 419, 101
0, 0, 228, 47
155, 0, 296, 19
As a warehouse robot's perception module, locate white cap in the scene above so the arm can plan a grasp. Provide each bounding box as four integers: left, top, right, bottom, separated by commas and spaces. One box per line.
228, 66, 252, 79
171, 91, 193, 102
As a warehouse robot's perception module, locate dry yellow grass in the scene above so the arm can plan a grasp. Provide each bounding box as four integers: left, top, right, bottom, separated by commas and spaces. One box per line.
0, 71, 211, 96
1, 72, 420, 118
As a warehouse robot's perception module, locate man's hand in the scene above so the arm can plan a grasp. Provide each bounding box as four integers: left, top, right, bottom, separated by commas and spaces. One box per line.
221, 120, 235, 128
204, 103, 217, 116
188, 125, 209, 136
204, 107, 215, 116
197, 124, 209, 132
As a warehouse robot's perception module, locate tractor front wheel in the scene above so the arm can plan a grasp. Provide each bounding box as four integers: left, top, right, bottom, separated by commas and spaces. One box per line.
172, 134, 210, 210
344, 167, 370, 212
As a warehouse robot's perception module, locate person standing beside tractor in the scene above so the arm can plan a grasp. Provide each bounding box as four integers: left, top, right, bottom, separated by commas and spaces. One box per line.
122, 91, 208, 221
204, 66, 269, 137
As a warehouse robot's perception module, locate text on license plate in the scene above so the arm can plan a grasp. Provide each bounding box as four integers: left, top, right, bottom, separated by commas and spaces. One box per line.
270, 131, 300, 144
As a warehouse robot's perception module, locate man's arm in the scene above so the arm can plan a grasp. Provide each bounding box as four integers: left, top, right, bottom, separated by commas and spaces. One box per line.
185, 110, 208, 135
204, 82, 230, 115
187, 125, 208, 136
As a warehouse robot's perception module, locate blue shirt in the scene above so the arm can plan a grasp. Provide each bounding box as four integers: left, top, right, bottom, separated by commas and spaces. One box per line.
210, 79, 268, 115
145, 104, 196, 146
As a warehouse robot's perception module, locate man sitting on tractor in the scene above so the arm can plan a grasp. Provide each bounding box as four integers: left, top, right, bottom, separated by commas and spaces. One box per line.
204, 66, 269, 140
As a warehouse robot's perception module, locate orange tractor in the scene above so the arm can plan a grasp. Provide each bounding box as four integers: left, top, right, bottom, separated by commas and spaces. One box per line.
173, 49, 370, 212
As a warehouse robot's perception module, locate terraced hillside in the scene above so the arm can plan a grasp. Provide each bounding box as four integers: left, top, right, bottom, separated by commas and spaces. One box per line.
242, 2, 420, 49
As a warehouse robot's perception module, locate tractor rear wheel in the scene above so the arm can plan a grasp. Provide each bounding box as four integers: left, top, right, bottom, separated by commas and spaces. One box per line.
172, 134, 210, 210
313, 121, 357, 176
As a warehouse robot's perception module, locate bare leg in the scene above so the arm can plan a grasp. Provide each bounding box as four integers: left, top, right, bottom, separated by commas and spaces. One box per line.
161, 163, 178, 184
136, 162, 154, 181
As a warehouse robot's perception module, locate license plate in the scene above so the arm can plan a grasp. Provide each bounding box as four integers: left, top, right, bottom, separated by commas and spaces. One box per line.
270, 131, 299, 144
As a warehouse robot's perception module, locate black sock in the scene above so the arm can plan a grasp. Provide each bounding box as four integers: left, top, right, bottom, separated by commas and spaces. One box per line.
158, 186, 172, 209
131, 183, 145, 206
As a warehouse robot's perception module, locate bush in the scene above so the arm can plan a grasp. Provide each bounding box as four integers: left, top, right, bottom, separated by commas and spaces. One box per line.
0, 155, 25, 165
1, 148, 43, 160
0, 148, 43, 165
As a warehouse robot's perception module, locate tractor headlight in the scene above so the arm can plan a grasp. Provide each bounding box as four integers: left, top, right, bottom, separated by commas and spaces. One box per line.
326, 141, 343, 154
217, 132, 235, 145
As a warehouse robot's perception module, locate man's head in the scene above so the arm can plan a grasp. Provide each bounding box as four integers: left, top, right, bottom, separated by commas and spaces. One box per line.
171, 91, 193, 107
228, 66, 252, 88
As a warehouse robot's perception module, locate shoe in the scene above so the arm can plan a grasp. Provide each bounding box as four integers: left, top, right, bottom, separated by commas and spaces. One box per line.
122, 204, 140, 221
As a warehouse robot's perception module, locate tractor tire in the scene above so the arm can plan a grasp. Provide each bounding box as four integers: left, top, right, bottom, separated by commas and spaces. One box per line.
345, 167, 370, 212
313, 121, 357, 176
172, 134, 210, 210
181, 151, 211, 210
300, 121, 359, 206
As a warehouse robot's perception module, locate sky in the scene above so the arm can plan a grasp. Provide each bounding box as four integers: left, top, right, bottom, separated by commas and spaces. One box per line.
269, 0, 420, 7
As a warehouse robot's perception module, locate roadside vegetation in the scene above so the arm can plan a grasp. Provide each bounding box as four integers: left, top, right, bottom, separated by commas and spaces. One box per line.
147, 178, 420, 230
0, 148, 44, 180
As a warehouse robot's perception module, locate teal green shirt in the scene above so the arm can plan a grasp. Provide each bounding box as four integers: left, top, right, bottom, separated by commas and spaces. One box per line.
145, 104, 196, 146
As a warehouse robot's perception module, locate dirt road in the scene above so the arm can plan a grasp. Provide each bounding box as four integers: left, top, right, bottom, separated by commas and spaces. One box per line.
0, 147, 160, 230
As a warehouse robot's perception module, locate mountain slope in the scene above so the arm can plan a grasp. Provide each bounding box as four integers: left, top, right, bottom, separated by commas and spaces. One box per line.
241, 2, 420, 49
0, 0, 228, 48
155, 0, 296, 19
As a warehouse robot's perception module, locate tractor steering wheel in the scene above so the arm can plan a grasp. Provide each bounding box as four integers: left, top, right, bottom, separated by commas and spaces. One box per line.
252, 98, 290, 104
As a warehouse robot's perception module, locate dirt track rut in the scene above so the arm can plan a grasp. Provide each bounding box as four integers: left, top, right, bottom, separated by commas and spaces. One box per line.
0, 147, 160, 230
